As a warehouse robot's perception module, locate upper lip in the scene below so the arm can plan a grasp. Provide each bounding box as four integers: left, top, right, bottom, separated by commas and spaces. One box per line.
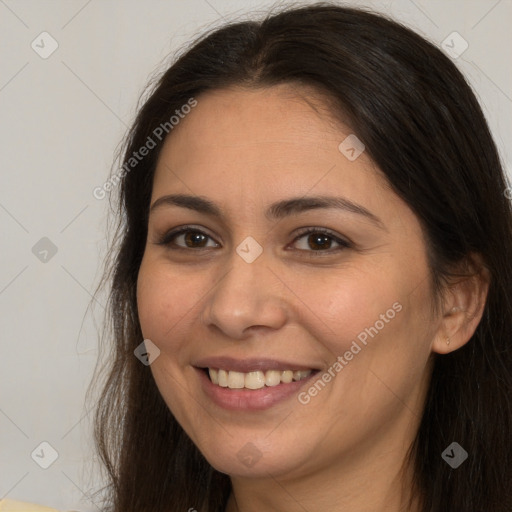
193, 356, 320, 373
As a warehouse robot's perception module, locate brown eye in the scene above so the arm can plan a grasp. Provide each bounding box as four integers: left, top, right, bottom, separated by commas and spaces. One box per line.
157, 227, 219, 249
291, 228, 351, 254
181, 230, 209, 248
305, 233, 333, 250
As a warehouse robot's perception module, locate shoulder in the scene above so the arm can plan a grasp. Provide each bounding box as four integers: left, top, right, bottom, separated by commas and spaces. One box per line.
0, 499, 61, 511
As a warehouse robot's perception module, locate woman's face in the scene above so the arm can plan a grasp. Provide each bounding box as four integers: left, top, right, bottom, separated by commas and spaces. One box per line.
137, 84, 440, 480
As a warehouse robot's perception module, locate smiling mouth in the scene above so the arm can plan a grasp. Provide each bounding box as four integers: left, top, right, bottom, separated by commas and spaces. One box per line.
202, 368, 318, 390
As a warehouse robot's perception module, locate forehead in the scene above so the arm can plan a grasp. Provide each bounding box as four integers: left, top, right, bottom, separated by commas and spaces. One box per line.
166, 84, 345, 149
152, 84, 386, 200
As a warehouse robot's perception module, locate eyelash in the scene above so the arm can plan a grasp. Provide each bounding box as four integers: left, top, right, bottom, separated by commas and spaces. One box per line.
155, 225, 352, 256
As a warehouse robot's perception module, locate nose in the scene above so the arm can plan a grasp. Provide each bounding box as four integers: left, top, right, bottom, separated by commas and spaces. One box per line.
200, 247, 289, 340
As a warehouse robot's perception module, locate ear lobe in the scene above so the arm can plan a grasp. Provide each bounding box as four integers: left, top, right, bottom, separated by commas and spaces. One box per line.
432, 255, 490, 355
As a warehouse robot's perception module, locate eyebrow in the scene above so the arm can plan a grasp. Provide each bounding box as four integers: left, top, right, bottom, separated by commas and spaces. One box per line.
149, 193, 385, 229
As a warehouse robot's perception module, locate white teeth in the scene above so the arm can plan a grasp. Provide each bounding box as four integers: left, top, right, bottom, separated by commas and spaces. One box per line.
209, 368, 219, 384
281, 370, 293, 383
265, 370, 281, 387
245, 371, 266, 389
227, 370, 245, 389
218, 369, 228, 387
293, 370, 311, 381
207, 368, 312, 389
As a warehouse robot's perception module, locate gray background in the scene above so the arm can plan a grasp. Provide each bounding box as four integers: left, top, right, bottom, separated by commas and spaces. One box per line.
1, 0, 511, 510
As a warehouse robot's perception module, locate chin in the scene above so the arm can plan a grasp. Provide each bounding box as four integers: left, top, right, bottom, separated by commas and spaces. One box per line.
197, 433, 313, 479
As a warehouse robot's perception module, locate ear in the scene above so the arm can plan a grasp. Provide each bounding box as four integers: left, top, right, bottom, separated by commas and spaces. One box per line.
432, 253, 490, 355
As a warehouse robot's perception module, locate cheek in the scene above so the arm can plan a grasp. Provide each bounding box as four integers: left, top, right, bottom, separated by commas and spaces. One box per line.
292, 267, 401, 345
297, 274, 429, 427
136, 258, 199, 411
136, 258, 190, 347
294, 262, 431, 384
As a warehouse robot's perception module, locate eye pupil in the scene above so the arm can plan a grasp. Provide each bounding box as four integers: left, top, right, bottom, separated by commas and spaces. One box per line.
185, 231, 207, 247
309, 233, 331, 250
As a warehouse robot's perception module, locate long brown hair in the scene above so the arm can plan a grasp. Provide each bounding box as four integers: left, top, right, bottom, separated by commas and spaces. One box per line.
88, 3, 512, 510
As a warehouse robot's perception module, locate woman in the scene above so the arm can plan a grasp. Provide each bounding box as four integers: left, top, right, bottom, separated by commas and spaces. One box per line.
86, 2, 512, 512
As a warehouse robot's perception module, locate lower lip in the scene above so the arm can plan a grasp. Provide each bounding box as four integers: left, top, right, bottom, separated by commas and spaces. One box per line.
195, 368, 318, 411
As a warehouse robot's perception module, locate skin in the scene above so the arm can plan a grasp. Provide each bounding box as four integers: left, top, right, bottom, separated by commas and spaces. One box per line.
136, 84, 489, 512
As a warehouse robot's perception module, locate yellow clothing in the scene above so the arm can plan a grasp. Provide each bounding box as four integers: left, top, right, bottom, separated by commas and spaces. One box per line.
0, 500, 61, 511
